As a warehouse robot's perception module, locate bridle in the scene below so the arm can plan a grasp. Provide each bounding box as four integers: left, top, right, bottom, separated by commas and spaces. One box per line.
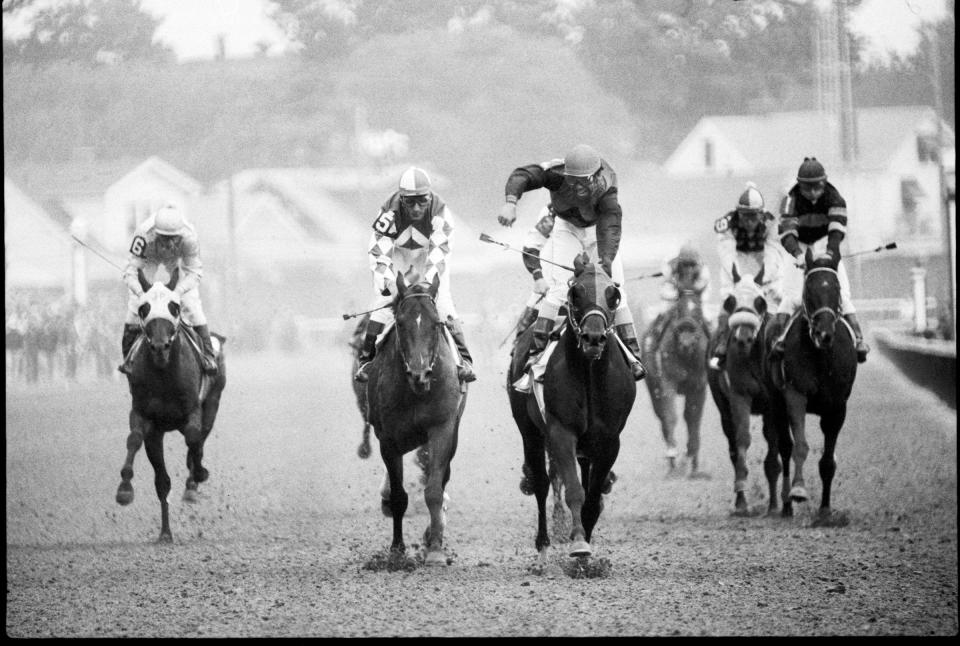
393, 291, 442, 375
802, 266, 840, 327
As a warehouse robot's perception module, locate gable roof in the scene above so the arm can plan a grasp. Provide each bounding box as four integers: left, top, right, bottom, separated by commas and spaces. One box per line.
110, 156, 203, 195
668, 105, 955, 173
4, 156, 142, 202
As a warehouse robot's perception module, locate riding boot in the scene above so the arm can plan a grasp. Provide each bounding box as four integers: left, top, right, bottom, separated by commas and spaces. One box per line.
844, 313, 870, 363
709, 311, 730, 370
193, 325, 220, 375
525, 316, 554, 372
354, 320, 385, 382
515, 306, 540, 339
768, 312, 791, 359
117, 324, 141, 375
446, 318, 477, 383
615, 323, 647, 381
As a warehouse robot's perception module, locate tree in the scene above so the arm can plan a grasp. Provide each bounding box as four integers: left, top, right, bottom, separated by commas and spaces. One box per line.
8, 0, 173, 65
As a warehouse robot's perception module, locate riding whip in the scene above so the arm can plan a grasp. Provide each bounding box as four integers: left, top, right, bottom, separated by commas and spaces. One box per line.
71, 235, 124, 271
628, 271, 664, 281
478, 233, 575, 272
342, 303, 392, 320
844, 242, 897, 258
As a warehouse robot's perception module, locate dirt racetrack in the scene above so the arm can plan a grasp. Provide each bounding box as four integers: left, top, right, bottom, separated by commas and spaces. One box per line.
6, 332, 957, 637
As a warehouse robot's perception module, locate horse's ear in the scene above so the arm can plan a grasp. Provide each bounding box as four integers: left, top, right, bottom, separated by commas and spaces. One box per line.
722, 294, 736, 314
396, 272, 407, 297
605, 285, 621, 311
731, 262, 741, 284
137, 269, 151, 294
804, 247, 814, 268
138, 303, 150, 320
429, 273, 440, 298
754, 264, 765, 285
573, 253, 587, 276
165, 266, 180, 292
168, 301, 181, 319
754, 295, 767, 317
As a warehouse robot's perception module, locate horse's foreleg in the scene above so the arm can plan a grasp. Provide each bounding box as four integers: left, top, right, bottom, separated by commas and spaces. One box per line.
117, 411, 148, 506
381, 449, 407, 553
657, 389, 680, 468
784, 388, 810, 504
683, 386, 707, 473
548, 427, 589, 557
729, 394, 752, 515
182, 411, 208, 503
422, 428, 455, 566
818, 405, 846, 516
582, 440, 620, 543
760, 412, 782, 515
143, 430, 172, 542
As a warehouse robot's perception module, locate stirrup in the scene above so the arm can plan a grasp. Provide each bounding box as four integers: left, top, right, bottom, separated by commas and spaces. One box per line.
856, 341, 869, 363
457, 362, 477, 383
202, 357, 219, 375
354, 361, 372, 382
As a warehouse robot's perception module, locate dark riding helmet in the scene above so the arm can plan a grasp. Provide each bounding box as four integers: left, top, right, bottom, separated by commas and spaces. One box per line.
797, 157, 827, 184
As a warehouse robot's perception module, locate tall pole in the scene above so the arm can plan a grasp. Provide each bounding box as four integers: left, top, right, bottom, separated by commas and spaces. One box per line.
928, 26, 955, 340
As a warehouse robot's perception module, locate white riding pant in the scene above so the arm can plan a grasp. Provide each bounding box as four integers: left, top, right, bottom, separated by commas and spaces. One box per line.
536, 218, 635, 327
126, 287, 206, 326
719, 249, 784, 311
777, 238, 855, 315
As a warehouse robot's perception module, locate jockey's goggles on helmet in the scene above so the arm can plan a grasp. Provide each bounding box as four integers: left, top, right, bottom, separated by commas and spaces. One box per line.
563, 173, 595, 190
401, 194, 430, 207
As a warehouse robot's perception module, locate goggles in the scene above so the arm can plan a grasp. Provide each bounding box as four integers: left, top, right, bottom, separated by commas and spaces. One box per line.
401, 194, 430, 207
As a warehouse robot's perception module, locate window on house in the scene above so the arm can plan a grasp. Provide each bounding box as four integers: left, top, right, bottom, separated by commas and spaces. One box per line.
917, 134, 940, 163
704, 139, 714, 169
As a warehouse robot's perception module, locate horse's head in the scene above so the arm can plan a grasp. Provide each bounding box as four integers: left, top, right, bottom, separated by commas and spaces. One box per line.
566, 252, 620, 360
394, 269, 444, 394
801, 247, 841, 350
136, 267, 181, 368
671, 289, 707, 359
722, 262, 768, 353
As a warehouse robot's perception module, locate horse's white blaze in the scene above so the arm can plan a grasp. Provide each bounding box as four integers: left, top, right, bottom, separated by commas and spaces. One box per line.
416, 313, 422, 328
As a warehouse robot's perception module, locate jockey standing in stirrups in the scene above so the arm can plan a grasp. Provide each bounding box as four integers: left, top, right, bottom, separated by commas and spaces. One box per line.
768, 157, 870, 363
643, 242, 712, 355
497, 144, 646, 386
709, 182, 784, 369
354, 166, 476, 384
119, 203, 219, 375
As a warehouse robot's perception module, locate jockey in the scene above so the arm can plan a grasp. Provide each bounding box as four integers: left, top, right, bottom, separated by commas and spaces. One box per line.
643, 242, 712, 354
769, 157, 869, 363
709, 182, 784, 369
496, 144, 646, 381
119, 203, 218, 375
354, 166, 476, 383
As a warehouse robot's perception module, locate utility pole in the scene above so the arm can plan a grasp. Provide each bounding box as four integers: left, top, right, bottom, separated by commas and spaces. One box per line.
928, 26, 955, 340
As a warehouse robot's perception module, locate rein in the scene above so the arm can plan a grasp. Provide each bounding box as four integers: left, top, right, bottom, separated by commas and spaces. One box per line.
393, 292, 442, 375
566, 305, 614, 350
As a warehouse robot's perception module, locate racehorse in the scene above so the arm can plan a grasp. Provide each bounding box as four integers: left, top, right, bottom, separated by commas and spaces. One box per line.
508, 253, 636, 559
115, 268, 226, 542
362, 270, 467, 565
768, 248, 857, 524
707, 264, 789, 515
349, 313, 374, 459
641, 289, 710, 475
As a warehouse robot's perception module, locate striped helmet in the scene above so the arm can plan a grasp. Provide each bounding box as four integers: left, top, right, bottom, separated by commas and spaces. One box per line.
398, 166, 432, 197
797, 157, 827, 183
736, 182, 764, 213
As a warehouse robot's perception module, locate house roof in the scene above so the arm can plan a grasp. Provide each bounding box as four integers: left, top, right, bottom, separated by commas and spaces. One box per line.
4, 156, 143, 202
677, 105, 955, 172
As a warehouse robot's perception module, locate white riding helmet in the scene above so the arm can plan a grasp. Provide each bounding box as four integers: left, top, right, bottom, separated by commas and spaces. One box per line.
398, 167, 432, 197
154, 204, 189, 236
563, 144, 602, 177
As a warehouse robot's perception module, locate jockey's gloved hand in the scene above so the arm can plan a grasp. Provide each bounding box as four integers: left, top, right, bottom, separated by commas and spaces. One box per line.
498, 201, 517, 227
533, 277, 549, 295
793, 253, 806, 269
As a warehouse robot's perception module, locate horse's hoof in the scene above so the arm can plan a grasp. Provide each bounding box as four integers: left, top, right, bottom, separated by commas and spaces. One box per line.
357, 443, 371, 459
519, 477, 534, 496
688, 470, 712, 481
812, 509, 849, 528
424, 550, 448, 567
115, 483, 134, 506
601, 471, 617, 495
568, 540, 591, 558
182, 488, 199, 503
789, 486, 809, 502
157, 532, 173, 544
